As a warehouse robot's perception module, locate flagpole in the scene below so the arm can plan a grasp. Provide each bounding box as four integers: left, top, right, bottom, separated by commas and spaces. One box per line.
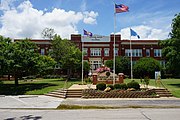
130, 28, 133, 80
82, 40, 84, 85
113, 12, 116, 85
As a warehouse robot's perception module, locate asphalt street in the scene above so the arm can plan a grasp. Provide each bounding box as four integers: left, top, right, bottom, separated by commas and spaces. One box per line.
0, 108, 180, 120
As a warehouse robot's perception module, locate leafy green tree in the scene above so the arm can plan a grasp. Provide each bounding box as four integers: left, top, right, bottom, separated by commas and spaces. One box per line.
0, 36, 13, 78
159, 13, 180, 77
51, 35, 82, 79
83, 61, 90, 77
133, 57, 161, 78
34, 55, 57, 76
41, 27, 55, 40
0, 37, 56, 86
105, 56, 130, 75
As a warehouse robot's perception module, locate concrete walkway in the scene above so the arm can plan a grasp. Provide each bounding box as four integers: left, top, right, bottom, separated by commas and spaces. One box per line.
68, 84, 96, 90
0, 95, 63, 109
68, 84, 162, 90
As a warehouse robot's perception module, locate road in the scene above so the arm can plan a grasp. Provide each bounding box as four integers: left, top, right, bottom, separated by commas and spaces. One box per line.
0, 108, 180, 120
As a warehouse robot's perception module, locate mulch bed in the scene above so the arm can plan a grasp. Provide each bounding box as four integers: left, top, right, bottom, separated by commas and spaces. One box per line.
82, 89, 159, 98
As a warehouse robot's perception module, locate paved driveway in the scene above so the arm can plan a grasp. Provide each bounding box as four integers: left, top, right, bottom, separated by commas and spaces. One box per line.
0, 95, 63, 109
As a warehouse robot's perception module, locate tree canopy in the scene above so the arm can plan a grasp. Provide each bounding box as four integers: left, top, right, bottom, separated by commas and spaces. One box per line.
105, 56, 130, 75
159, 13, 180, 77
133, 57, 161, 79
0, 36, 56, 85
50, 35, 82, 78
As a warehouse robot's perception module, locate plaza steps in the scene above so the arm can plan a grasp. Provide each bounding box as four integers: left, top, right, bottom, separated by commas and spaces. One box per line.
153, 88, 173, 97
45, 89, 82, 98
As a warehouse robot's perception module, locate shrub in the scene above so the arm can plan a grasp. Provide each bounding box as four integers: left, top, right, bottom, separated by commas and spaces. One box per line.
96, 83, 106, 91
120, 83, 127, 90
106, 72, 111, 77
107, 84, 114, 90
114, 84, 121, 89
144, 76, 150, 86
85, 78, 92, 84
127, 80, 140, 90
0, 80, 3, 84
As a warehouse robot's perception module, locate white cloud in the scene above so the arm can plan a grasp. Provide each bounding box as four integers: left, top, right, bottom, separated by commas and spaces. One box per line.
0, 0, 98, 39
83, 11, 98, 24
0, 0, 16, 11
80, 0, 87, 11
119, 25, 170, 40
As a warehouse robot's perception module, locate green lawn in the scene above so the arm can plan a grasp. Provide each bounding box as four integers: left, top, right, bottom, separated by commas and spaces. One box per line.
0, 78, 81, 95
1, 78, 180, 98
125, 79, 180, 98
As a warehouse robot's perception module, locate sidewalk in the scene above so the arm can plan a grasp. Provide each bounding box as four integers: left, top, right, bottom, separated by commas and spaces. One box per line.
68, 84, 96, 90
61, 97, 180, 108
0, 95, 63, 109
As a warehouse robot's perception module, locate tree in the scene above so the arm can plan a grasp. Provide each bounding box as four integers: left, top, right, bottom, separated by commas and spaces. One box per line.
83, 61, 90, 77
41, 27, 55, 40
0, 37, 56, 86
133, 57, 161, 78
51, 35, 82, 79
105, 56, 130, 75
0, 36, 13, 78
159, 13, 180, 77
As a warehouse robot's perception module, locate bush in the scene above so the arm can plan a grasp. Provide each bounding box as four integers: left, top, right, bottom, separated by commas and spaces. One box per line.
114, 84, 121, 89
96, 83, 106, 91
106, 72, 110, 77
114, 83, 127, 90
120, 83, 127, 90
107, 84, 114, 90
127, 80, 140, 90
0, 80, 3, 84
84, 78, 92, 84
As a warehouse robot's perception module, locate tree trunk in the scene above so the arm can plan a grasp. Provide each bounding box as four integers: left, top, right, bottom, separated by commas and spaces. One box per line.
8, 74, 10, 80
14, 75, 18, 86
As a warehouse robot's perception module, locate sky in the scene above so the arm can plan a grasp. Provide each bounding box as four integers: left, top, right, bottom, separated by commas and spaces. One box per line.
0, 0, 180, 40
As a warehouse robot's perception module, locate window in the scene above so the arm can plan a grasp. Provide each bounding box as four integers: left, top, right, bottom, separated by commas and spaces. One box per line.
113, 48, 118, 56
41, 48, 45, 55
125, 49, 131, 56
104, 48, 109, 56
125, 49, 142, 57
146, 49, 150, 57
83, 48, 88, 56
90, 60, 102, 70
154, 49, 162, 57
90, 48, 101, 56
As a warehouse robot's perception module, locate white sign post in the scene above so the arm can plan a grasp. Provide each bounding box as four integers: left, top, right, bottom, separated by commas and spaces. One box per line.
155, 71, 161, 87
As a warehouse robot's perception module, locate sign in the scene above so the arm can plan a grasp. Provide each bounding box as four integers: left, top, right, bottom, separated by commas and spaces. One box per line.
81, 35, 110, 42
155, 71, 161, 80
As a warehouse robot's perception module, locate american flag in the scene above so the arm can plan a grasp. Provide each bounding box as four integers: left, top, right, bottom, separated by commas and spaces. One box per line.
115, 4, 129, 13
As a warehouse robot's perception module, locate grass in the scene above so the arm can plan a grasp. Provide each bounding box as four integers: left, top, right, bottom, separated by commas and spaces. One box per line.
0, 78, 179, 97
0, 78, 81, 95
57, 104, 180, 109
125, 78, 180, 98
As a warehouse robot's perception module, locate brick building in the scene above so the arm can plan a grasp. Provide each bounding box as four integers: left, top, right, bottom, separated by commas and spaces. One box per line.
71, 34, 165, 71
15, 34, 165, 72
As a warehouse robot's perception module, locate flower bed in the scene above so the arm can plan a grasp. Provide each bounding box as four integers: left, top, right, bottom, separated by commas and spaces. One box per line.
82, 89, 159, 98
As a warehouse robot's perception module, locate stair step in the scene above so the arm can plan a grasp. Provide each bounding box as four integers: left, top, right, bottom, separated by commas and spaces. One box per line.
46, 94, 66, 98
153, 88, 173, 97
49, 92, 66, 96
45, 89, 83, 98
